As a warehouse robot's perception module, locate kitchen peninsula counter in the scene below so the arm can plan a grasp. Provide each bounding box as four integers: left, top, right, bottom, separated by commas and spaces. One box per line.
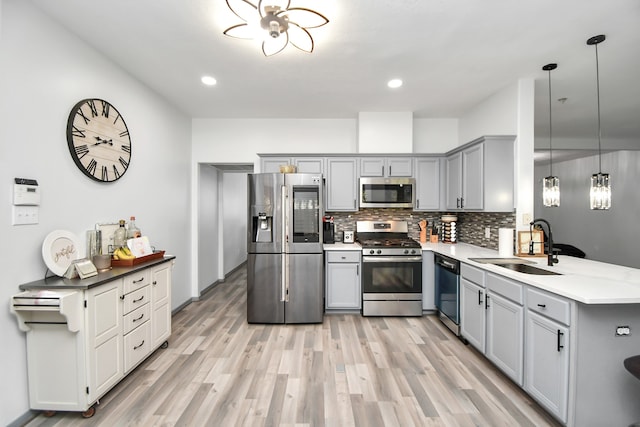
421, 242, 640, 304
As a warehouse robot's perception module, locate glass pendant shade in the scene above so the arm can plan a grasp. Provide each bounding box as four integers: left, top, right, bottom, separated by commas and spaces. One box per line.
543, 176, 560, 207
590, 172, 611, 210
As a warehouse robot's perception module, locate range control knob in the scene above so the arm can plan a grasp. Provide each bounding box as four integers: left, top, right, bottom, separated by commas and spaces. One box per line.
369, 249, 375, 255
376, 249, 382, 254
411, 249, 416, 254
404, 249, 409, 254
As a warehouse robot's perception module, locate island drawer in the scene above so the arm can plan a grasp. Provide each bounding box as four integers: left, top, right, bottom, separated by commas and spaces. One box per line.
124, 270, 151, 294
487, 273, 523, 304
123, 286, 150, 315
123, 303, 150, 335
461, 263, 485, 286
327, 252, 360, 263
526, 287, 571, 325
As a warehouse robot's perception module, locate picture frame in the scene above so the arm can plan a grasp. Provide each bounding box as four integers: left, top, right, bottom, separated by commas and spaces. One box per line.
516, 230, 545, 256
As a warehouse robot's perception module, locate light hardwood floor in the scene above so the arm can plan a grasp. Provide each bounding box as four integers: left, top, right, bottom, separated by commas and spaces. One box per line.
25, 267, 561, 426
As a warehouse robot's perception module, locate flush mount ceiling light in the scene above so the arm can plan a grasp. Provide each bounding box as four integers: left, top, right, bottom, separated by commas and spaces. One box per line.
387, 79, 403, 89
542, 63, 560, 207
587, 34, 611, 210
223, 0, 329, 57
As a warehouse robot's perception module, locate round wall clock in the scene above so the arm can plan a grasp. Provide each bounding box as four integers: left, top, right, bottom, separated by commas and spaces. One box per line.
66, 98, 131, 182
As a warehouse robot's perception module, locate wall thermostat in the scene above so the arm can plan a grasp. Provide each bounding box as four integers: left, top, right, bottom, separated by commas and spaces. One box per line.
13, 178, 40, 206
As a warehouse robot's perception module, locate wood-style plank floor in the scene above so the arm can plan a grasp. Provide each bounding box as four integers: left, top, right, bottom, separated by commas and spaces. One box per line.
25, 267, 561, 426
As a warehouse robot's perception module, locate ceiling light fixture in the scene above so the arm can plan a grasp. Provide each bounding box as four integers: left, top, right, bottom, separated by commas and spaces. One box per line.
201, 75, 217, 86
542, 63, 559, 207
388, 79, 403, 89
587, 34, 611, 210
223, 0, 329, 57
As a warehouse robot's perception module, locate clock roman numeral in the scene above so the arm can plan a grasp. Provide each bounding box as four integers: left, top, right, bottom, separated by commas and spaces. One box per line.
75, 144, 89, 159
87, 100, 98, 117
121, 144, 131, 153
113, 112, 121, 125
101, 165, 109, 181
72, 125, 86, 138
87, 159, 97, 175
119, 156, 129, 169
75, 108, 90, 125
113, 165, 121, 179
119, 130, 129, 138
101, 101, 110, 118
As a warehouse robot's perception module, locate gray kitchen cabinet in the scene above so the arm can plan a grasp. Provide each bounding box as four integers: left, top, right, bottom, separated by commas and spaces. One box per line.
414, 157, 441, 211
485, 273, 524, 386
445, 136, 514, 211
294, 157, 324, 174
422, 251, 436, 311
524, 288, 570, 424
260, 157, 292, 173
326, 158, 358, 211
460, 264, 486, 351
445, 144, 482, 210
460, 266, 524, 386
360, 157, 412, 177
325, 251, 361, 310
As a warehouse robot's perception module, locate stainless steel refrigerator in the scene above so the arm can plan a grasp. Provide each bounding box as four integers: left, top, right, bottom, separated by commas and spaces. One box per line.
247, 173, 324, 324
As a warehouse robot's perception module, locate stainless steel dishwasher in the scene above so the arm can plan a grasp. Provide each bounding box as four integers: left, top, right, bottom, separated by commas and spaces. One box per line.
434, 253, 460, 335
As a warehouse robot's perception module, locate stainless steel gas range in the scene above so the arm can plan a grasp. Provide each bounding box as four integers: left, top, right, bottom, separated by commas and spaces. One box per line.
356, 220, 423, 316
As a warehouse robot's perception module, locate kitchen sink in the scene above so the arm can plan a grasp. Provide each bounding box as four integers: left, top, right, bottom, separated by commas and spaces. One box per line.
468, 257, 535, 265
492, 263, 561, 275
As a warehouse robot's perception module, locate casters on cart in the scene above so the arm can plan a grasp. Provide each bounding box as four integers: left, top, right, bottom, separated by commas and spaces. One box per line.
161, 340, 169, 349
42, 410, 56, 417
82, 405, 96, 418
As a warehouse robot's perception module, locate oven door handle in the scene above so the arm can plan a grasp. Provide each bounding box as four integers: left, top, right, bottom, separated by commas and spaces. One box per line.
362, 256, 423, 263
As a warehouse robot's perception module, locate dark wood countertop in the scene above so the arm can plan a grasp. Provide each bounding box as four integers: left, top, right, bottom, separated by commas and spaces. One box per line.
18, 256, 176, 291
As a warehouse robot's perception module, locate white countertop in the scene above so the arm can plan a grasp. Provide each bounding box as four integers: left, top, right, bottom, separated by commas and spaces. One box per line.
323, 242, 362, 251
420, 242, 640, 305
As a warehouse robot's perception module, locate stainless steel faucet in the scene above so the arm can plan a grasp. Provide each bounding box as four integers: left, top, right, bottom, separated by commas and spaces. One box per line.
530, 218, 558, 266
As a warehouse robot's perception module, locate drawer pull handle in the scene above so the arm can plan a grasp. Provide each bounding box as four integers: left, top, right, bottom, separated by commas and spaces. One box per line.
133, 295, 145, 303
341, 256, 346, 259
133, 313, 144, 322
133, 277, 145, 283
537, 303, 547, 308
557, 330, 564, 352
134, 340, 145, 350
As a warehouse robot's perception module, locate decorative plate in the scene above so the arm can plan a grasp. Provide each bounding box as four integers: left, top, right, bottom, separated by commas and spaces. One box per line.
42, 230, 80, 276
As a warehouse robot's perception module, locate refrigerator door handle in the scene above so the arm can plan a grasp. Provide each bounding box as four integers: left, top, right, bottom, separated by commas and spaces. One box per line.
281, 184, 288, 302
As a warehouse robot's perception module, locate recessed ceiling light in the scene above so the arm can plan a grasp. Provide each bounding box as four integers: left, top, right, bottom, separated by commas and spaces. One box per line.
387, 79, 403, 89
201, 75, 217, 86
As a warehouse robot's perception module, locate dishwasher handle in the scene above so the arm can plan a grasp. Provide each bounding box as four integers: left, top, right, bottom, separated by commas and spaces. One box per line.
435, 255, 459, 273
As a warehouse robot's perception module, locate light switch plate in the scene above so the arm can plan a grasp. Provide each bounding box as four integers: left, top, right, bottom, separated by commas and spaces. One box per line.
12, 205, 39, 225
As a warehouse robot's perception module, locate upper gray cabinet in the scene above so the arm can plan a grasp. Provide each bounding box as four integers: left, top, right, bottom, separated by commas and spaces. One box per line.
414, 157, 441, 211
360, 157, 413, 177
261, 157, 292, 173
326, 158, 358, 211
294, 157, 324, 174
445, 136, 514, 212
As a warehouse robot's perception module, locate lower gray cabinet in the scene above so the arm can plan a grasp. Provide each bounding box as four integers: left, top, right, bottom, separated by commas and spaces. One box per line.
460, 276, 485, 351
325, 251, 361, 310
486, 290, 524, 385
422, 251, 436, 311
524, 288, 570, 424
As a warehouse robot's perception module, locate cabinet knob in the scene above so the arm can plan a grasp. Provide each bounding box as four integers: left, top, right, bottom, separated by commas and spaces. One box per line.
153, 281, 157, 285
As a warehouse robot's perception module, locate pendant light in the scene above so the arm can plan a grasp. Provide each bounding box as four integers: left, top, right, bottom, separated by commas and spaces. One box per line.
587, 34, 611, 210
542, 63, 560, 207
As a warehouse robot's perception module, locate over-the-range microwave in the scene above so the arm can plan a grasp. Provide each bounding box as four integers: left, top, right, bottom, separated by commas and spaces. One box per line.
359, 177, 416, 208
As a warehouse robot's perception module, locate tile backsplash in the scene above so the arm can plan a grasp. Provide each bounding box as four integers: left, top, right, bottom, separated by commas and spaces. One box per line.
326, 209, 515, 250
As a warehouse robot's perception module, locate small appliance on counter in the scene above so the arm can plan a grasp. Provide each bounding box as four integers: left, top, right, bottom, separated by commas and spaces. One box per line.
323, 216, 335, 244
343, 230, 354, 243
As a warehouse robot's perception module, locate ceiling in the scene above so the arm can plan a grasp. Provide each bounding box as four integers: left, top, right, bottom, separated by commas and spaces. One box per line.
31, 0, 640, 148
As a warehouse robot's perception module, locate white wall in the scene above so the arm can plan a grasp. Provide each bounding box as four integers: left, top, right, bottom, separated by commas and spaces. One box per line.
222, 172, 248, 275
459, 82, 519, 144
197, 165, 220, 293
534, 150, 640, 268
0, 1, 192, 424
414, 118, 459, 153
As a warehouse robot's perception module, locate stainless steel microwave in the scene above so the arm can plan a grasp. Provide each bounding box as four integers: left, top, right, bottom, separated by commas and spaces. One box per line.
359, 177, 416, 208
